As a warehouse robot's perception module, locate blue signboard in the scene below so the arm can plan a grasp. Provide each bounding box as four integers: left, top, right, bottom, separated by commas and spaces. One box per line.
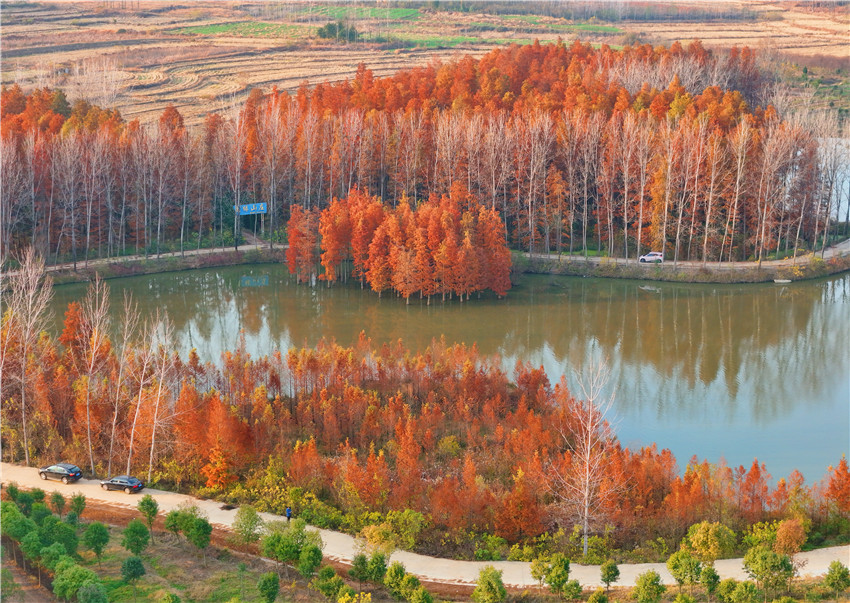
233, 203, 267, 215
240, 275, 269, 287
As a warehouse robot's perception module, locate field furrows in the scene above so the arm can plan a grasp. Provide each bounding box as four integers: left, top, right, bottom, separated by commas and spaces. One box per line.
114, 47, 479, 126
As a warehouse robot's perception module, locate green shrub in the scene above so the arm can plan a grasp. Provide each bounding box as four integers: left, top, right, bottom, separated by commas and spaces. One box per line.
633, 570, 666, 603
384, 561, 407, 597
472, 565, 506, 603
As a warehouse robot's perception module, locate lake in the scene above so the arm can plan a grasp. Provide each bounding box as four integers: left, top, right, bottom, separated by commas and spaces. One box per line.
50, 266, 850, 482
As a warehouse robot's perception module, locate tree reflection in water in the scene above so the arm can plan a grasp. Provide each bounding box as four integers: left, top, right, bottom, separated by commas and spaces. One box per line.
50, 269, 849, 479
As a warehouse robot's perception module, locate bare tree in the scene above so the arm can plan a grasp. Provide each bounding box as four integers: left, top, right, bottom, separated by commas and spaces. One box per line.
4, 248, 53, 465
74, 276, 111, 474
549, 359, 618, 557
481, 113, 512, 213
433, 110, 464, 192
0, 136, 26, 266
146, 315, 174, 484
720, 120, 751, 263
256, 94, 287, 248
126, 314, 157, 475
107, 292, 140, 477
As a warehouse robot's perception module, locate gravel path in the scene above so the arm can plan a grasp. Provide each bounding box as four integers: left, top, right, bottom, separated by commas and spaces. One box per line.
3, 463, 848, 588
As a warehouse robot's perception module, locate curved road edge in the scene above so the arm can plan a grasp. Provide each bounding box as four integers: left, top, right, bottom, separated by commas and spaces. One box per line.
2, 463, 848, 588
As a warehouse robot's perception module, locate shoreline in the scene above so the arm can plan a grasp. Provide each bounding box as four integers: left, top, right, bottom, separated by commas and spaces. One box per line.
25, 243, 850, 287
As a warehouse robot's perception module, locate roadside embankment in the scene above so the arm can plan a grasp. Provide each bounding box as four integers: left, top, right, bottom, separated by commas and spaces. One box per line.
514, 252, 850, 284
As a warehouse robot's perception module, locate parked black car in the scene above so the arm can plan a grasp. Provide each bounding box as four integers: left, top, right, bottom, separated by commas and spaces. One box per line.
38, 463, 83, 484
100, 475, 144, 494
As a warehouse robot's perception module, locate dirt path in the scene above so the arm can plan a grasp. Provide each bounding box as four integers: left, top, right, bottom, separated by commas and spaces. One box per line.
3, 462, 848, 589
0, 554, 55, 602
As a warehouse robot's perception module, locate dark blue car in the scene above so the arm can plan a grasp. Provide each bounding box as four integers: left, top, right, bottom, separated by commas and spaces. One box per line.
39, 463, 83, 484
100, 475, 144, 494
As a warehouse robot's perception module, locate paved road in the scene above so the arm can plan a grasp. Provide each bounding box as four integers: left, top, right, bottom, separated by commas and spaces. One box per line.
528, 236, 850, 270
3, 463, 847, 588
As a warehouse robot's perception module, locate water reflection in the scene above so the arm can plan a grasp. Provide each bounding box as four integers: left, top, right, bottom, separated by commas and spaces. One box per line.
50, 268, 849, 479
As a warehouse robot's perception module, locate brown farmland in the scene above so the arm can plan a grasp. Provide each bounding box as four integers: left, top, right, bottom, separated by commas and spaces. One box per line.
1, 1, 848, 127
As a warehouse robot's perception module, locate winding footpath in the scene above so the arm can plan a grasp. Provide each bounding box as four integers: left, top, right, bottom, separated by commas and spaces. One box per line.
2, 463, 847, 588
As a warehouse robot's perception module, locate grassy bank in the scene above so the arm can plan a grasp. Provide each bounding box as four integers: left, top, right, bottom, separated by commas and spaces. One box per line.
43, 246, 850, 287
48, 248, 287, 286
514, 253, 850, 284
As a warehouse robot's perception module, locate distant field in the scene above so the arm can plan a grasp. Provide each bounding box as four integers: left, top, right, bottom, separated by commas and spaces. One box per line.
1, 0, 846, 127
169, 21, 309, 38
298, 5, 422, 21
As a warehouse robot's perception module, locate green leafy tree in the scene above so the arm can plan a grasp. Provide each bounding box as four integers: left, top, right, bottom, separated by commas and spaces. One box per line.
410, 586, 434, 603
730, 581, 760, 603
122, 519, 150, 556
545, 553, 572, 597
742, 545, 792, 601
233, 505, 264, 545
77, 580, 109, 603
122, 556, 146, 603
29, 502, 51, 526
30, 488, 45, 504
260, 518, 319, 576
20, 530, 43, 571
563, 579, 583, 600
164, 510, 182, 538
531, 555, 550, 587
5, 483, 20, 502
53, 564, 98, 601
472, 565, 507, 603
312, 565, 346, 599
83, 521, 110, 565
299, 543, 323, 578
69, 493, 86, 518
39, 516, 78, 555
600, 559, 620, 593
49, 491, 66, 518
39, 542, 67, 571
667, 550, 702, 592
386, 509, 428, 550
384, 561, 407, 597
633, 570, 666, 603
588, 588, 608, 603
137, 494, 159, 541
701, 565, 721, 602
400, 573, 422, 599
186, 516, 213, 565
367, 551, 388, 583
15, 491, 34, 516
673, 594, 695, 603
716, 579, 738, 603
824, 560, 850, 594
742, 521, 778, 551
685, 522, 736, 566
349, 553, 370, 590
258, 571, 280, 603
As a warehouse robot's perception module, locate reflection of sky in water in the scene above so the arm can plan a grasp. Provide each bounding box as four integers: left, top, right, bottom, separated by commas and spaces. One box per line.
51, 269, 850, 481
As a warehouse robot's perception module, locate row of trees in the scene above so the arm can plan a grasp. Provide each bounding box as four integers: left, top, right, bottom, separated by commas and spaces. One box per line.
3, 40, 846, 268
2, 254, 849, 556
286, 186, 512, 301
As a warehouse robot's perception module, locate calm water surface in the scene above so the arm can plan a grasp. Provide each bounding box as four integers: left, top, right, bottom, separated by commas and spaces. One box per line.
51, 267, 850, 481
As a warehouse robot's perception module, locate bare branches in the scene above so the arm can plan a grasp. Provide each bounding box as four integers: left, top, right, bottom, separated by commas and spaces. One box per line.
3, 248, 53, 465
548, 358, 618, 557
78, 275, 112, 474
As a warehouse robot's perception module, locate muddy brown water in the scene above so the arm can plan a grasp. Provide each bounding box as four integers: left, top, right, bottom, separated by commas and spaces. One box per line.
50, 267, 850, 482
